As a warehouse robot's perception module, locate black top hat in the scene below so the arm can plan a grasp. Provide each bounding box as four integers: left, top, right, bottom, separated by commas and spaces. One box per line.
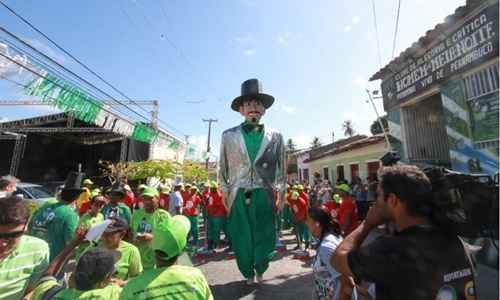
62, 172, 86, 192
74, 247, 121, 290
106, 181, 126, 198
231, 79, 275, 112
104, 217, 129, 232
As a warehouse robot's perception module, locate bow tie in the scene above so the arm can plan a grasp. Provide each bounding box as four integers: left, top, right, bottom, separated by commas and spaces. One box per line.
242, 123, 264, 133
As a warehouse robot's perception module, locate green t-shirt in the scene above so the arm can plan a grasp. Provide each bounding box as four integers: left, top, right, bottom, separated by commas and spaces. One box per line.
78, 212, 104, 229
120, 265, 213, 300
102, 203, 132, 225
29, 201, 79, 261
0, 235, 49, 300
74, 212, 105, 261
241, 121, 264, 163
131, 209, 170, 270
113, 241, 143, 280
31, 278, 122, 300
75, 241, 143, 281
28, 198, 60, 242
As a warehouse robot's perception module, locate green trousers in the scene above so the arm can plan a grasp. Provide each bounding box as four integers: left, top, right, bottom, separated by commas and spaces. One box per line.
207, 215, 225, 248
228, 188, 276, 279
296, 222, 310, 244
186, 215, 199, 246
282, 204, 293, 229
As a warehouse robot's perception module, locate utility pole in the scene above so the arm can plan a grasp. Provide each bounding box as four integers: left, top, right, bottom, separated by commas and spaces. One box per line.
365, 89, 392, 151
202, 119, 218, 169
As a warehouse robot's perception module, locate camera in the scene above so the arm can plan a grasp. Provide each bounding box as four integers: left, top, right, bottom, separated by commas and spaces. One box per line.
380, 151, 499, 239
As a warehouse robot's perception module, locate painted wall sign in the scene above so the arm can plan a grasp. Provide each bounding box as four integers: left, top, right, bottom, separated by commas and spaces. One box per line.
381, 4, 499, 111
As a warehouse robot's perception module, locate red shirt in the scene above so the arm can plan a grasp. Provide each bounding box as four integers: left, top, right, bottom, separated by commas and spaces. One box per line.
338, 196, 359, 234
291, 197, 307, 222
299, 191, 309, 206
181, 190, 191, 203
79, 201, 91, 215
183, 194, 201, 216
323, 201, 340, 222
201, 191, 210, 207
159, 193, 170, 211
206, 191, 226, 217
135, 195, 145, 209
123, 191, 135, 210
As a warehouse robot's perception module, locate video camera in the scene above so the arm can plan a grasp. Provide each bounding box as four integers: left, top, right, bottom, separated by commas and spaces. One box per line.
380, 151, 499, 240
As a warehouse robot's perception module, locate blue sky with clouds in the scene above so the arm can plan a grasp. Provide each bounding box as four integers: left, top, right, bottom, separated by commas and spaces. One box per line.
0, 0, 465, 159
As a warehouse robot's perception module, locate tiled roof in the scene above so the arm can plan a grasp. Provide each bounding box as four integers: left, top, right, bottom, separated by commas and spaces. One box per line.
304, 134, 388, 163
370, 0, 485, 81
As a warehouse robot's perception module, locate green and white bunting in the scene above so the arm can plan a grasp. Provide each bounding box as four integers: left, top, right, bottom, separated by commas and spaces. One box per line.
24, 73, 162, 144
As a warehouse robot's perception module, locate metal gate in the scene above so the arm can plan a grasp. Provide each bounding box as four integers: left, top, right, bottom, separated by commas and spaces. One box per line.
402, 94, 450, 165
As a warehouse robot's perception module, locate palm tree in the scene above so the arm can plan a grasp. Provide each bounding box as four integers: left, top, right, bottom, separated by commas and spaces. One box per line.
342, 120, 356, 137
286, 138, 297, 152
311, 137, 322, 149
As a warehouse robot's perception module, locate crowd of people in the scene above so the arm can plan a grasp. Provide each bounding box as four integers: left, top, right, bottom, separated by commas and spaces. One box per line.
0, 162, 479, 299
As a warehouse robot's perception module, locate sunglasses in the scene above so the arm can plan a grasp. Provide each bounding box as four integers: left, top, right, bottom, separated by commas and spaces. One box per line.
0, 229, 24, 240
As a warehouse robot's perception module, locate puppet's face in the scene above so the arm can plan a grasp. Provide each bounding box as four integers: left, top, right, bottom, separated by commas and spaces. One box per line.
239, 99, 266, 124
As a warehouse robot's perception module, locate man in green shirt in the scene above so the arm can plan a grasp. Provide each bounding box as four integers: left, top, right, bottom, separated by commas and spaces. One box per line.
101, 217, 143, 283
31, 172, 84, 261
102, 184, 132, 225
0, 196, 50, 300
30, 231, 122, 300
131, 187, 170, 270
75, 195, 106, 260
219, 79, 286, 284
120, 215, 213, 300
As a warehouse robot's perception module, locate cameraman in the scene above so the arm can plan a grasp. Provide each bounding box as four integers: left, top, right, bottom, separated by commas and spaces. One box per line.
330, 165, 476, 299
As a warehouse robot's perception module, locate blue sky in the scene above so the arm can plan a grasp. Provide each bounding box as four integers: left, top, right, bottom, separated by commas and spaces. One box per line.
0, 0, 465, 159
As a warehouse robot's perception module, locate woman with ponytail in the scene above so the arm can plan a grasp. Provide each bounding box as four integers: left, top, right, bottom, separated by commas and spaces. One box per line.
306, 206, 357, 300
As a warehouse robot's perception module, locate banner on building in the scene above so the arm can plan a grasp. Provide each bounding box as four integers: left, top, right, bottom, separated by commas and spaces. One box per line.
382, 3, 499, 111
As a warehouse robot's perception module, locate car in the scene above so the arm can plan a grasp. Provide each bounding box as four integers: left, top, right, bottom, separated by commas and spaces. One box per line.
15, 183, 56, 205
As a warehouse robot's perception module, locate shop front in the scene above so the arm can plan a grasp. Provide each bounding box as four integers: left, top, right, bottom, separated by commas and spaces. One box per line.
371, 0, 499, 176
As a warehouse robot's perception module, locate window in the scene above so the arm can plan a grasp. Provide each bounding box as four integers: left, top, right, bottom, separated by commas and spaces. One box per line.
303, 169, 309, 182
463, 64, 499, 100
337, 165, 344, 181
367, 161, 381, 180
323, 167, 329, 180
350, 164, 359, 180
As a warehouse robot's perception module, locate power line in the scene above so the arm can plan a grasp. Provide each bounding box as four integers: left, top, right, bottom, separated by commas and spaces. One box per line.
391, 0, 402, 59
0, 0, 186, 137
0, 25, 153, 124
371, 0, 383, 68
0, 1, 153, 116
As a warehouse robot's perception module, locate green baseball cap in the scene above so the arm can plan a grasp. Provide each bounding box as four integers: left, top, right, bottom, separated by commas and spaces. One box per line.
142, 186, 159, 198
83, 179, 94, 185
291, 191, 300, 200
203, 182, 210, 188
333, 194, 342, 204
138, 184, 148, 190
210, 181, 218, 189
336, 184, 350, 193
152, 215, 191, 260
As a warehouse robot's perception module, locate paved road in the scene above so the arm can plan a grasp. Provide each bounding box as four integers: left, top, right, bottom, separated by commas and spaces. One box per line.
195, 229, 314, 300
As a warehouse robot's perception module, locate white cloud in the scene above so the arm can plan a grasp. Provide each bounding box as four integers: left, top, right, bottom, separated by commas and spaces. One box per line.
352, 16, 360, 25
352, 76, 368, 88
234, 34, 253, 44
344, 25, 352, 32
289, 135, 312, 149
277, 32, 304, 46
186, 135, 208, 161
243, 49, 256, 56
24, 38, 67, 65
271, 104, 297, 114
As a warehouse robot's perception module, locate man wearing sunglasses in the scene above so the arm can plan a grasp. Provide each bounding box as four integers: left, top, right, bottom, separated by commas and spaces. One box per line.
0, 196, 50, 300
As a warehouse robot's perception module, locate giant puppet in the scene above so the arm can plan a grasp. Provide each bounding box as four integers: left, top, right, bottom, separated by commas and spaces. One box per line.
219, 78, 286, 284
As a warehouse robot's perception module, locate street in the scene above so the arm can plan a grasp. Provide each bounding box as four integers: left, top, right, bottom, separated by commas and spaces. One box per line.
195, 229, 314, 300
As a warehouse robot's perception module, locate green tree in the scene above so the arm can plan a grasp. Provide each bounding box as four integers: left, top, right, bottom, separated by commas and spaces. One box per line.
370, 116, 389, 135
181, 160, 209, 183
311, 137, 322, 149
286, 138, 297, 152
342, 120, 356, 137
